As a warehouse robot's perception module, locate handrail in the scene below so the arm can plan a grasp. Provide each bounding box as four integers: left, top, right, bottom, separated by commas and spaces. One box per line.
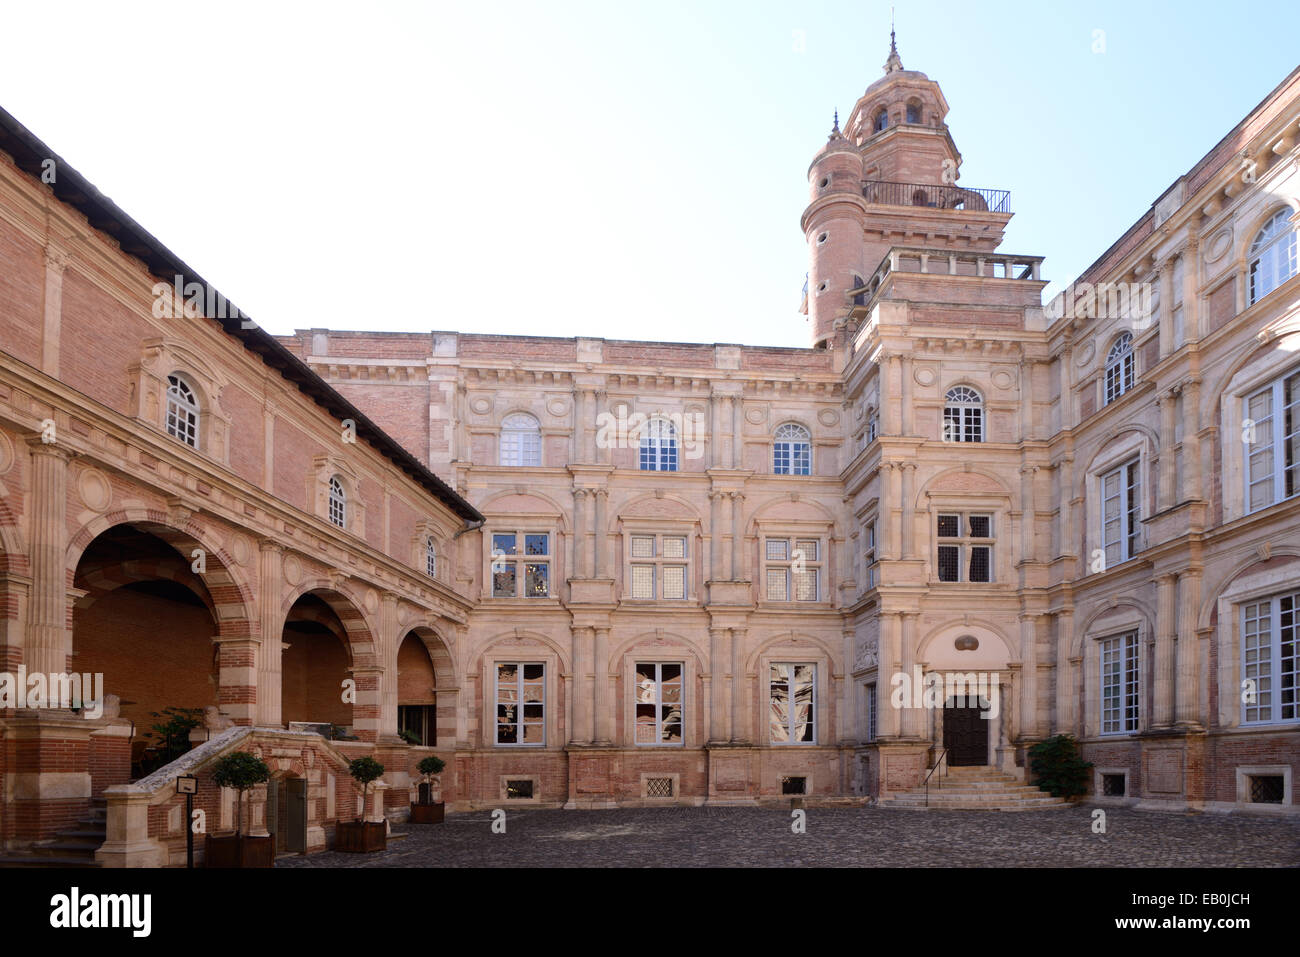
922, 748, 949, 808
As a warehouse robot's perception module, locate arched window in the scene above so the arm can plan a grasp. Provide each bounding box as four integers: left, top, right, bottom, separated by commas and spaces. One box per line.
328, 475, 346, 528
773, 423, 812, 475
639, 418, 678, 472
905, 102, 921, 124
943, 386, 984, 443
873, 109, 888, 133
500, 412, 541, 467
425, 537, 438, 578
1249, 208, 1297, 305
1104, 332, 1135, 404
165, 374, 199, 448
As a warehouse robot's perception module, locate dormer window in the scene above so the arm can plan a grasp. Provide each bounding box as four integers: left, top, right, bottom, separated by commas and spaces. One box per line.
165, 374, 199, 449
873, 109, 888, 133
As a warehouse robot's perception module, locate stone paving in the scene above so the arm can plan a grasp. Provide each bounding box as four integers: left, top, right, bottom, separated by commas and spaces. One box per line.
275, 805, 1300, 868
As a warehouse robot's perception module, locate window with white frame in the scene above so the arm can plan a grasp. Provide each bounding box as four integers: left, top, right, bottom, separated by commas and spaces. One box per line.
773, 423, 812, 475
639, 417, 678, 472
496, 662, 544, 745
770, 663, 816, 744
165, 374, 199, 448
634, 662, 683, 745
763, 537, 821, 601
936, 512, 993, 583
327, 475, 347, 529
1104, 332, 1135, 405
863, 521, 878, 588
866, 683, 878, 741
1244, 366, 1300, 512
1100, 459, 1141, 567
942, 386, 984, 443
490, 531, 551, 598
1242, 591, 1299, 725
425, 537, 438, 578
499, 412, 542, 467
1249, 208, 1297, 305
1100, 631, 1140, 734
628, 533, 689, 600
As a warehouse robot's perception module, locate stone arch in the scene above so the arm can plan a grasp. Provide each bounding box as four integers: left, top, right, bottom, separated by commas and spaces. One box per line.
744, 495, 840, 537
479, 629, 571, 672
916, 618, 1016, 670
744, 630, 841, 674
402, 624, 458, 689
477, 489, 571, 531
1201, 323, 1300, 422
607, 630, 707, 671
912, 466, 1015, 510
67, 510, 254, 639
612, 490, 702, 531
1074, 422, 1160, 500
1197, 548, 1300, 632
278, 581, 378, 665
1073, 596, 1156, 658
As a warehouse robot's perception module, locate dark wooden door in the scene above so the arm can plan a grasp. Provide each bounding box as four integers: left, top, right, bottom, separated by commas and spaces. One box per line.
943, 700, 988, 766
285, 778, 307, 854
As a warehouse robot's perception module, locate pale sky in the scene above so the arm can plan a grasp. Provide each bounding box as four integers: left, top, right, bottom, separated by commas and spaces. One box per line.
2, 1, 1298, 348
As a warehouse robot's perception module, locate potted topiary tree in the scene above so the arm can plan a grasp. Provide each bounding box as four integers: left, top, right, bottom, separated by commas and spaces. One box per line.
206, 750, 273, 867
335, 756, 387, 852
410, 755, 446, 823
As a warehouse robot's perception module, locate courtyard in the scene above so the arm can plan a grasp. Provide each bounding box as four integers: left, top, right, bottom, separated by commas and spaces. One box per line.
274, 806, 1300, 868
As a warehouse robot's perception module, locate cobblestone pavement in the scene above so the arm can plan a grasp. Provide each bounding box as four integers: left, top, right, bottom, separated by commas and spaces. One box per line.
275, 805, 1300, 868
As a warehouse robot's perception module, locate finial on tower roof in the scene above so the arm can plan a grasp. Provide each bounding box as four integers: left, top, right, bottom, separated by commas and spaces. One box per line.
884, 10, 904, 73
833, 109, 839, 132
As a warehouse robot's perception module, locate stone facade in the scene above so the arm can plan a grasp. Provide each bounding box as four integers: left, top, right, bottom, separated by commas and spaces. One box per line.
0, 44, 1298, 867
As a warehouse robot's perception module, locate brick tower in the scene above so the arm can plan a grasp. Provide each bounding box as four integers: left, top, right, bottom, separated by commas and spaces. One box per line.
801, 30, 1012, 350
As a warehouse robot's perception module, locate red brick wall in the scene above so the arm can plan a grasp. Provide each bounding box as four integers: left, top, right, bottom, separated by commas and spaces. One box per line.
88, 733, 131, 796
60, 270, 156, 413
218, 383, 265, 485
397, 636, 437, 705
0, 226, 43, 367
281, 629, 352, 728
70, 586, 220, 738
271, 419, 321, 511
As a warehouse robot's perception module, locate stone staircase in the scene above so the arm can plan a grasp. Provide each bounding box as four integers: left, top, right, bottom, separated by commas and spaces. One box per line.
0, 797, 106, 867
878, 766, 1070, 811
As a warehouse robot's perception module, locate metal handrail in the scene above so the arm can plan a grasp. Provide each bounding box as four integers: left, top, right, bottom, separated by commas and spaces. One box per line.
922, 748, 949, 808
861, 179, 1012, 214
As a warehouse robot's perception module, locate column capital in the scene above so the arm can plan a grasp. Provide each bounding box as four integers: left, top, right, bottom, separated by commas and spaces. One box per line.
258, 538, 284, 554
44, 244, 72, 273
24, 433, 75, 459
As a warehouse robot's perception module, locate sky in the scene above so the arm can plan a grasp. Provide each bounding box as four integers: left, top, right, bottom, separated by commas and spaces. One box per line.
2, 1, 1298, 348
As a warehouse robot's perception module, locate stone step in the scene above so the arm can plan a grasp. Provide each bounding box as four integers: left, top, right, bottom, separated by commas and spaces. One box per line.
55, 828, 107, 841
33, 840, 102, 856
881, 796, 1069, 811
0, 854, 101, 868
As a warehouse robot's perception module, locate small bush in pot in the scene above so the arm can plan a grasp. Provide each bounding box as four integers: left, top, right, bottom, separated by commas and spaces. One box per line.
335, 756, 387, 852
411, 755, 446, 824
206, 750, 273, 867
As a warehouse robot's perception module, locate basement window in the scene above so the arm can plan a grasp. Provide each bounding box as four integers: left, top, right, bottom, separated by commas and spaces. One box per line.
1102, 774, 1126, 797
1249, 775, 1284, 804
505, 779, 534, 800
781, 776, 808, 795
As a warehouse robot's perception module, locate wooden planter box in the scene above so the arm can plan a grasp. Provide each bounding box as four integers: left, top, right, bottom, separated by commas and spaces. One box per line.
335, 820, 387, 852
410, 802, 445, 824
204, 834, 275, 868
